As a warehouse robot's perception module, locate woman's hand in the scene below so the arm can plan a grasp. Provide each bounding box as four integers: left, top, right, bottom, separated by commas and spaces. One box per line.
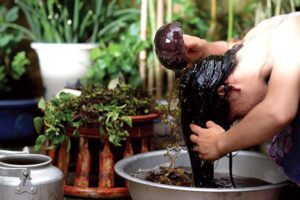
183, 34, 208, 60
190, 120, 226, 161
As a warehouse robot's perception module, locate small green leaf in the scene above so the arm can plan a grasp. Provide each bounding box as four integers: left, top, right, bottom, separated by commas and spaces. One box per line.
11, 52, 28, 80
109, 134, 121, 146
5, 7, 19, 23
38, 98, 46, 110
35, 134, 47, 144
33, 117, 44, 133
66, 137, 71, 152
34, 134, 48, 152
122, 116, 132, 127
73, 128, 80, 137
34, 143, 42, 152
53, 134, 65, 145
0, 34, 14, 47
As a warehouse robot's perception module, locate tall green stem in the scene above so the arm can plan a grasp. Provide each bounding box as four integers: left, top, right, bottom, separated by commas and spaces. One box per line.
167, 0, 172, 23
147, 0, 157, 95
166, 0, 174, 93
227, 0, 234, 42
275, 0, 282, 15
290, 0, 296, 12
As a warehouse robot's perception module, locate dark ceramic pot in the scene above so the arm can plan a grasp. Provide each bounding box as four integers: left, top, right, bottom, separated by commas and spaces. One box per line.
0, 98, 40, 140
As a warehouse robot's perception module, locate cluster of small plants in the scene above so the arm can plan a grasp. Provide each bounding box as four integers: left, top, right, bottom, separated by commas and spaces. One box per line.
33, 83, 159, 152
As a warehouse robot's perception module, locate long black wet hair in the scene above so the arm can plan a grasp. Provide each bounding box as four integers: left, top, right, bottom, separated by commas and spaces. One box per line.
179, 44, 242, 187
180, 44, 242, 130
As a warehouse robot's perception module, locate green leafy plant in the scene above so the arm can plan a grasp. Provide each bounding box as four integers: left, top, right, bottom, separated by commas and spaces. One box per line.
33, 83, 160, 152
5, 0, 139, 43
172, 0, 210, 38
0, 5, 29, 94
82, 23, 147, 87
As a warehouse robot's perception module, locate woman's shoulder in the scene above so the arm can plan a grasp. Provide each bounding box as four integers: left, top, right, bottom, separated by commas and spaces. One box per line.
245, 12, 300, 39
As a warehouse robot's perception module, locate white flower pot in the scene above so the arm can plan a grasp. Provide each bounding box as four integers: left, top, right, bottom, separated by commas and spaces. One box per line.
31, 43, 98, 100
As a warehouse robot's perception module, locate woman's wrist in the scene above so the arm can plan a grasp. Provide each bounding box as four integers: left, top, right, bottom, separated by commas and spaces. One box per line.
217, 132, 229, 157
199, 38, 209, 57
206, 40, 229, 56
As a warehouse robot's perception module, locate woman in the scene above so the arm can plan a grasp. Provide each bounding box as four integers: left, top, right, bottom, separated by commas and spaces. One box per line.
185, 12, 300, 185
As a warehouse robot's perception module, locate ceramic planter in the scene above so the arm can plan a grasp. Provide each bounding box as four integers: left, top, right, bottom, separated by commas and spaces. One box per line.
31, 43, 98, 101
0, 98, 39, 140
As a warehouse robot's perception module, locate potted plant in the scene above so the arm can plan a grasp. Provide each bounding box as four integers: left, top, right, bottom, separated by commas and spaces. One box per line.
0, 5, 42, 141
33, 82, 161, 198
5, 0, 140, 100
81, 22, 147, 87
33, 82, 161, 150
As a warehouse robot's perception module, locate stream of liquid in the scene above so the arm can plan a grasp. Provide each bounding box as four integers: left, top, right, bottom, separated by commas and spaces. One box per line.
133, 165, 271, 188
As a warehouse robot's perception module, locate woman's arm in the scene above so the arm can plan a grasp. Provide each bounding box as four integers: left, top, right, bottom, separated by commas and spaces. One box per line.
183, 34, 240, 60
190, 18, 300, 160
219, 18, 300, 155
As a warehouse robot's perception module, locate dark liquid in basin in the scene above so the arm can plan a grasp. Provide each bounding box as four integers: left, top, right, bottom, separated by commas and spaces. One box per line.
133, 166, 271, 188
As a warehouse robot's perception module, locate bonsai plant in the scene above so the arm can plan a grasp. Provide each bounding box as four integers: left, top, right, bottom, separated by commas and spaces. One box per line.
32, 82, 162, 198
33, 82, 161, 152
5, 0, 140, 100
0, 4, 42, 141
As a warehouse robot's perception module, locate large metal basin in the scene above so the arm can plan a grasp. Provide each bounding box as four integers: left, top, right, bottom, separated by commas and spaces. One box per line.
115, 150, 289, 200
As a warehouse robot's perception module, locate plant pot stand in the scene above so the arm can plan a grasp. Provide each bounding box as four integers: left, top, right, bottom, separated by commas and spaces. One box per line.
47, 113, 160, 199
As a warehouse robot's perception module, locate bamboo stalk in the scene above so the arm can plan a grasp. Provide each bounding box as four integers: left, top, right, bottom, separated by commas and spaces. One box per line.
267, 0, 272, 18
254, 2, 262, 25
207, 0, 217, 40
275, 0, 282, 15
166, 0, 175, 94
290, 0, 296, 12
155, 0, 164, 98
148, 0, 157, 95
139, 0, 148, 89
227, 0, 234, 42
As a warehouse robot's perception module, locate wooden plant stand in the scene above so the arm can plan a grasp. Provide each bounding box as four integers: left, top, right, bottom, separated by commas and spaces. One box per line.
47, 113, 160, 199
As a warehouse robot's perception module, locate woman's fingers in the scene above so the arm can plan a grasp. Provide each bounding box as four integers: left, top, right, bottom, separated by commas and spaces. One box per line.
189, 123, 205, 135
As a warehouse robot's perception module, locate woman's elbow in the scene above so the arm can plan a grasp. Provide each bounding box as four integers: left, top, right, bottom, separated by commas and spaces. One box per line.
269, 108, 296, 128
